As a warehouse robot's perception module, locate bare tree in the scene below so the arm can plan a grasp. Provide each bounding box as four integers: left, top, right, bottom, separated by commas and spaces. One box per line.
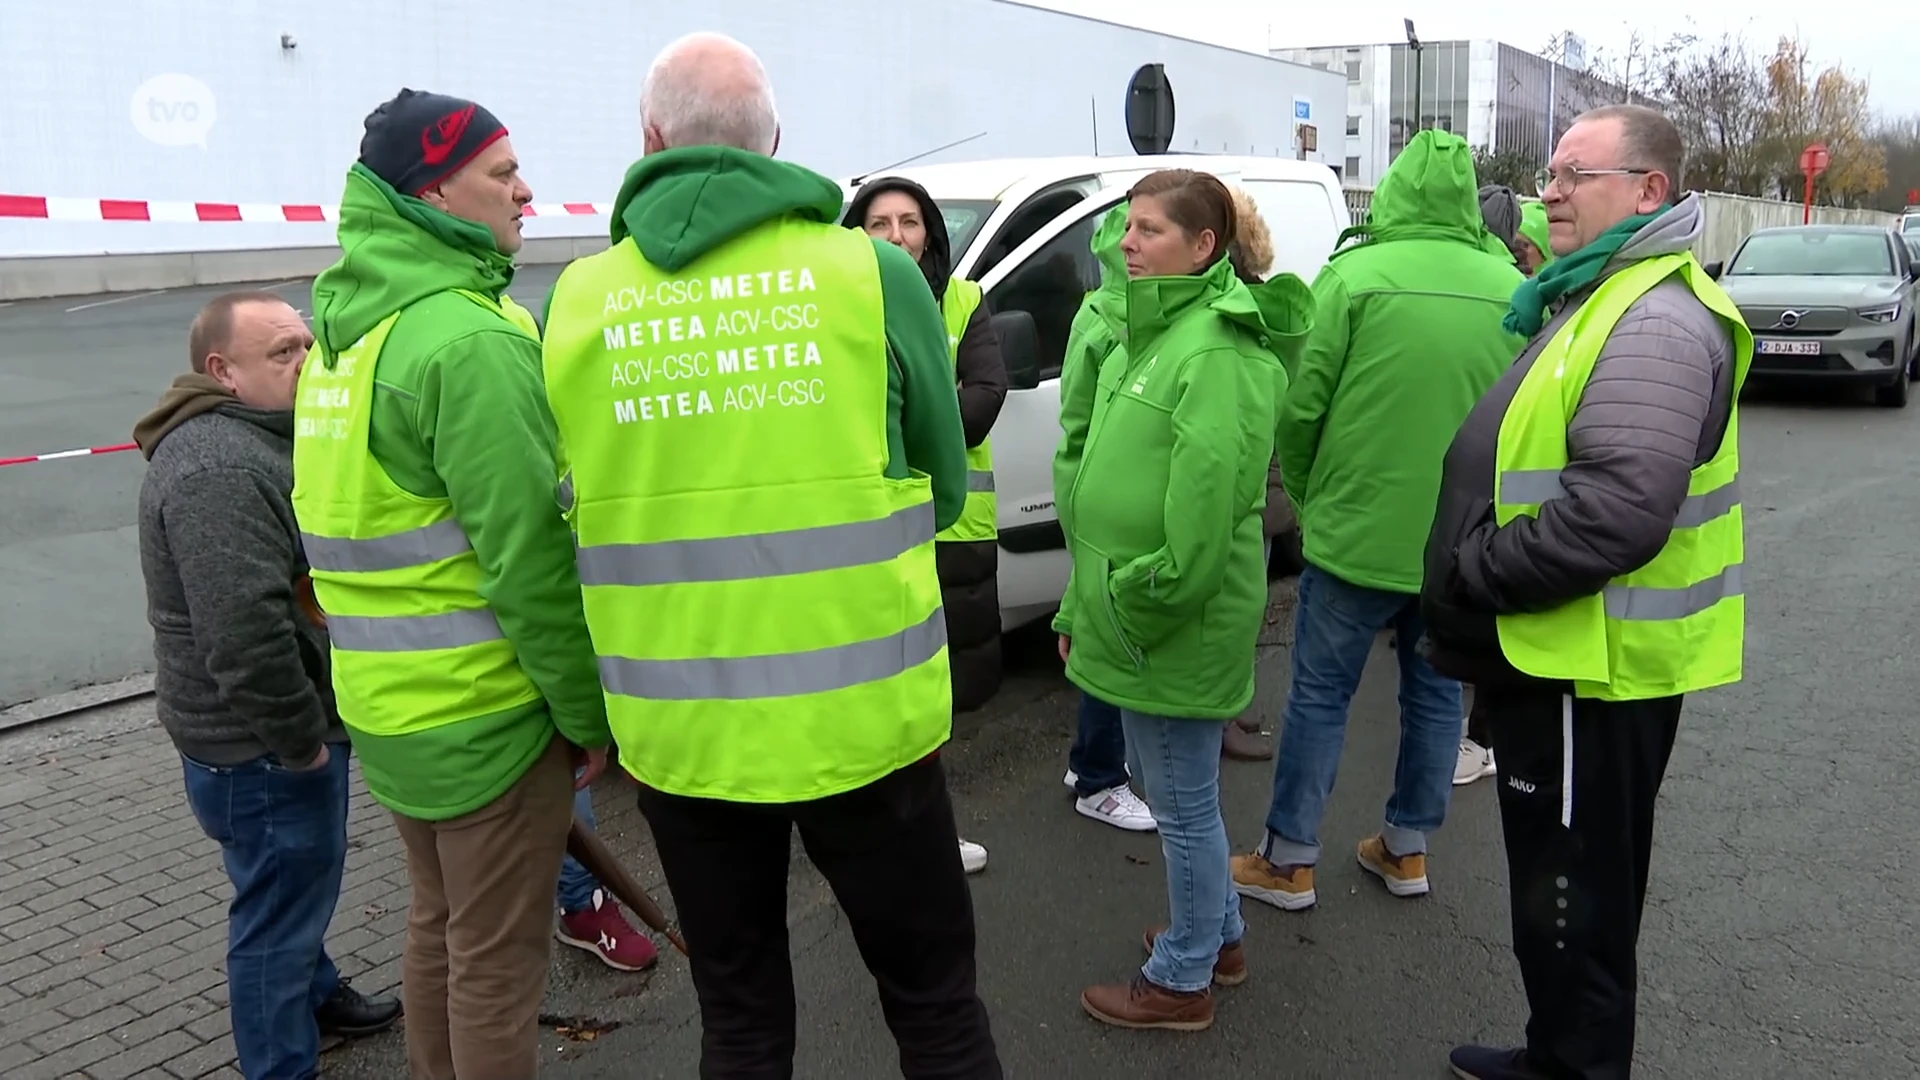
1657, 33, 1769, 194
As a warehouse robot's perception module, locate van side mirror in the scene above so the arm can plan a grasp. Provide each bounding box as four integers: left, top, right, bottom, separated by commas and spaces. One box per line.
991, 310, 1043, 391
1703, 260, 1722, 280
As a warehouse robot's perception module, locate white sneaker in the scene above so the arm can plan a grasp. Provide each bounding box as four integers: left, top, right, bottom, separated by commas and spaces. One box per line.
958, 838, 988, 874
1453, 739, 1496, 786
1075, 785, 1157, 832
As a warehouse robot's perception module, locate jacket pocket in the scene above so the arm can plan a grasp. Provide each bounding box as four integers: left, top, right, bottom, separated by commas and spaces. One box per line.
1100, 558, 1147, 670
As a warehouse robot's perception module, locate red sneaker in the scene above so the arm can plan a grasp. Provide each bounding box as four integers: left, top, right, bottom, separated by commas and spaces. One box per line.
556, 890, 659, 972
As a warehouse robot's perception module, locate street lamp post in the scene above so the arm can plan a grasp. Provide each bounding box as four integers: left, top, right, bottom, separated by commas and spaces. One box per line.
1404, 18, 1423, 146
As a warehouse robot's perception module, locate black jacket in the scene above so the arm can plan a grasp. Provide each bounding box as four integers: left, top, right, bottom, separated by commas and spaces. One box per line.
844, 177, 1008, 712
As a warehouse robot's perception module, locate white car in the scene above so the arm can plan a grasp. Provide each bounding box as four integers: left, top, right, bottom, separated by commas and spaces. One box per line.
842, 154, 1351, 631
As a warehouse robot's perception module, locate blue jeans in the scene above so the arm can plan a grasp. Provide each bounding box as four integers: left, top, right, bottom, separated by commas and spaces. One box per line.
181, 743, 350, 1080
1262, 565, 1462, 865
1122, 710, 1243, 993
1067, 692, 1128, 797
556, 779, 601, 915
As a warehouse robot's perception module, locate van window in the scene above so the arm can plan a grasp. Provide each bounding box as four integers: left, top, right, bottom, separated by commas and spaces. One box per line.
935, 199, 999, 254
984, 213, 1103, 382
1234, 179, 1344, 281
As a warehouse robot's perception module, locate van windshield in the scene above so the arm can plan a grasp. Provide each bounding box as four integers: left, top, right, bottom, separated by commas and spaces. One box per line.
935, 199, 998, 255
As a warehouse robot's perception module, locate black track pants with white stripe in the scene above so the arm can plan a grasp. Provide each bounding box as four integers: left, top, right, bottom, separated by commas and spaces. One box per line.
1479, 686, 1684, 1080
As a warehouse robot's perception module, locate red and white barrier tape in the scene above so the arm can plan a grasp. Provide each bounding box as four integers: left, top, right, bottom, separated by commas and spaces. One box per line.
0, 195, 611, 223
0, 443, 139, 467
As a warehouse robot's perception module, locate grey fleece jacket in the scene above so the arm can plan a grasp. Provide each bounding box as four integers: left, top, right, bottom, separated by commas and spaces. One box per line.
1420, 194, 1737, 686
135, 379, 345, 767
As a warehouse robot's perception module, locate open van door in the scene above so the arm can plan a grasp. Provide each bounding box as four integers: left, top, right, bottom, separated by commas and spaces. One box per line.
973, 189, 1128, 631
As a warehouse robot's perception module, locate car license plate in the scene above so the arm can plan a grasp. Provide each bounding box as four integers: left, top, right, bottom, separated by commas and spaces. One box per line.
1756, 339, 1821, 356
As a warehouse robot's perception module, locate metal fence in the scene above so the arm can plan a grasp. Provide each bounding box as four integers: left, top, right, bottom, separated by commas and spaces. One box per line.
1338, 186, 1898, 265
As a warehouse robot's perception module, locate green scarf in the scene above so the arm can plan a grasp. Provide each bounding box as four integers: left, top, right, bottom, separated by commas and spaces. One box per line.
1503, 209, 1665, 337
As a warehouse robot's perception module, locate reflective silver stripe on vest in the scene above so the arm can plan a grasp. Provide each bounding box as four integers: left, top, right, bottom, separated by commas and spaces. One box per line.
1603, 562, 1743, 621
325, 607, 506, 652
1499, 470, 1740, 528
599, 606, 947, 701
557, 472, 575, 514
575, 502, 935, 587
967, 470, 996, 493
300, 520, 471, 573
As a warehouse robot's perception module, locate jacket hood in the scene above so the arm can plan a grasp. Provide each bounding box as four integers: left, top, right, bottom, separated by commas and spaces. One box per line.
1085, 203, 1133, 338
132, 373, 291, 458
310, 163, 515, 367
841, 175, 953, 302
1239, 272, 1316, 370
612, 147, 845, 272
1334, 130, 1499, 258
1612, 192, 1707, 266
1517, 200, 1554, 269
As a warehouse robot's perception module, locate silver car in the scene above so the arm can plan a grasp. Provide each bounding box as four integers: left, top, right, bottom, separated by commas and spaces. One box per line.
1706, 225, 1919, 408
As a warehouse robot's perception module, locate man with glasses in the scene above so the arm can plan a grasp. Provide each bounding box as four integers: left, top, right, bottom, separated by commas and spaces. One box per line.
1420, 104, 1752, 1079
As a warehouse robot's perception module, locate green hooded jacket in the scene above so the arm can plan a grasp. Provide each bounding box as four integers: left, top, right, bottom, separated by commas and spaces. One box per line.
555, 146, 968, 533
1050, 239, 1312, 720
308, 163, 610, 821
1517, 199, 1555, 272
1278, 130, 1527, 595
1052, 203, 1130, 535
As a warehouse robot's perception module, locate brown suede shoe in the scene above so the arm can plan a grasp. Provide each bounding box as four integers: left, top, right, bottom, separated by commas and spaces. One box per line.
1141, 926, 1248, 987
1222, 718, 1272, 761
1080, 974, 1213, 1031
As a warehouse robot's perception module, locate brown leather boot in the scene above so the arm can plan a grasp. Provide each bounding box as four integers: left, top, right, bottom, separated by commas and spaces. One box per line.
1222, 715, 1272, 761
1080, 974, 1213, 1031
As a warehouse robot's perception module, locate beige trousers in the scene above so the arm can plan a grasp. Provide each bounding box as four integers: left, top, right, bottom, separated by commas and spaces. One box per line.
391, 734, 574, 1080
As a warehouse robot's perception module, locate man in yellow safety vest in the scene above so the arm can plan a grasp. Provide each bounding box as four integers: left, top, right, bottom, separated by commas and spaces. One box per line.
293, 89, 614, 1079
538, 31, 1002, 1078
1419, 103, 1752, 1080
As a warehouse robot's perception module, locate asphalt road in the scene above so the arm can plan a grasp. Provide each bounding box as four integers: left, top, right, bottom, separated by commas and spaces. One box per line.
291, 377, 1915, 1080
0, 268, 567, 708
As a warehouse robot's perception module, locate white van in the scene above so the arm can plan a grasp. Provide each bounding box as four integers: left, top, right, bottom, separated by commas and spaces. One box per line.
841, 154, 1351, 631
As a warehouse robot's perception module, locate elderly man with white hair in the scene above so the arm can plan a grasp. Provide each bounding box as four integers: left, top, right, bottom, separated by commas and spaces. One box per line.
539, 31, 1003, 1078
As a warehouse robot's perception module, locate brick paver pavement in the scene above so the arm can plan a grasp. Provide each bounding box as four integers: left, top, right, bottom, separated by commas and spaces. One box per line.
0, 719, 669, 1080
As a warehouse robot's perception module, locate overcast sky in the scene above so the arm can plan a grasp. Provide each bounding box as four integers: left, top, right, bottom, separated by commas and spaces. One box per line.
1028, 0, 1913, 119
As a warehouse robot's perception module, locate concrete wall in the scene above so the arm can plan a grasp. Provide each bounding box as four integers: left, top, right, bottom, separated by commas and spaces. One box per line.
0, 237, 612, 301
0, 0, 1342, 260
1694, 194, 1898, 265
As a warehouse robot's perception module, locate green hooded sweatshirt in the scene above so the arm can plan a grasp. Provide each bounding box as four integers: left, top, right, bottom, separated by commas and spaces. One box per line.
1278, 130, 1527, 595
557, 146, 968, 533
308, 163, 610, 822
1517, 199, 1555, 272
1052, 203, 1130, 535
1051, 243, 1313, 720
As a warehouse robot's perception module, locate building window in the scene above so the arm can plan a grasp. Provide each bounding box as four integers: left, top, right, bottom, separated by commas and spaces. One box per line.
1346, 114, 1361, 136
1346, 60, 1362, 82
1345, 156, 1361, 178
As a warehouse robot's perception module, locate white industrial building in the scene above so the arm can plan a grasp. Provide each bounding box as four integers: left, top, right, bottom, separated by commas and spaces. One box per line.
1270, 36, 1610, 188
0, 0, 1343, 257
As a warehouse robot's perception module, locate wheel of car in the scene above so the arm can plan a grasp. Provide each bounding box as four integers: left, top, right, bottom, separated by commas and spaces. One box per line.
1875, 371, 1909, 408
